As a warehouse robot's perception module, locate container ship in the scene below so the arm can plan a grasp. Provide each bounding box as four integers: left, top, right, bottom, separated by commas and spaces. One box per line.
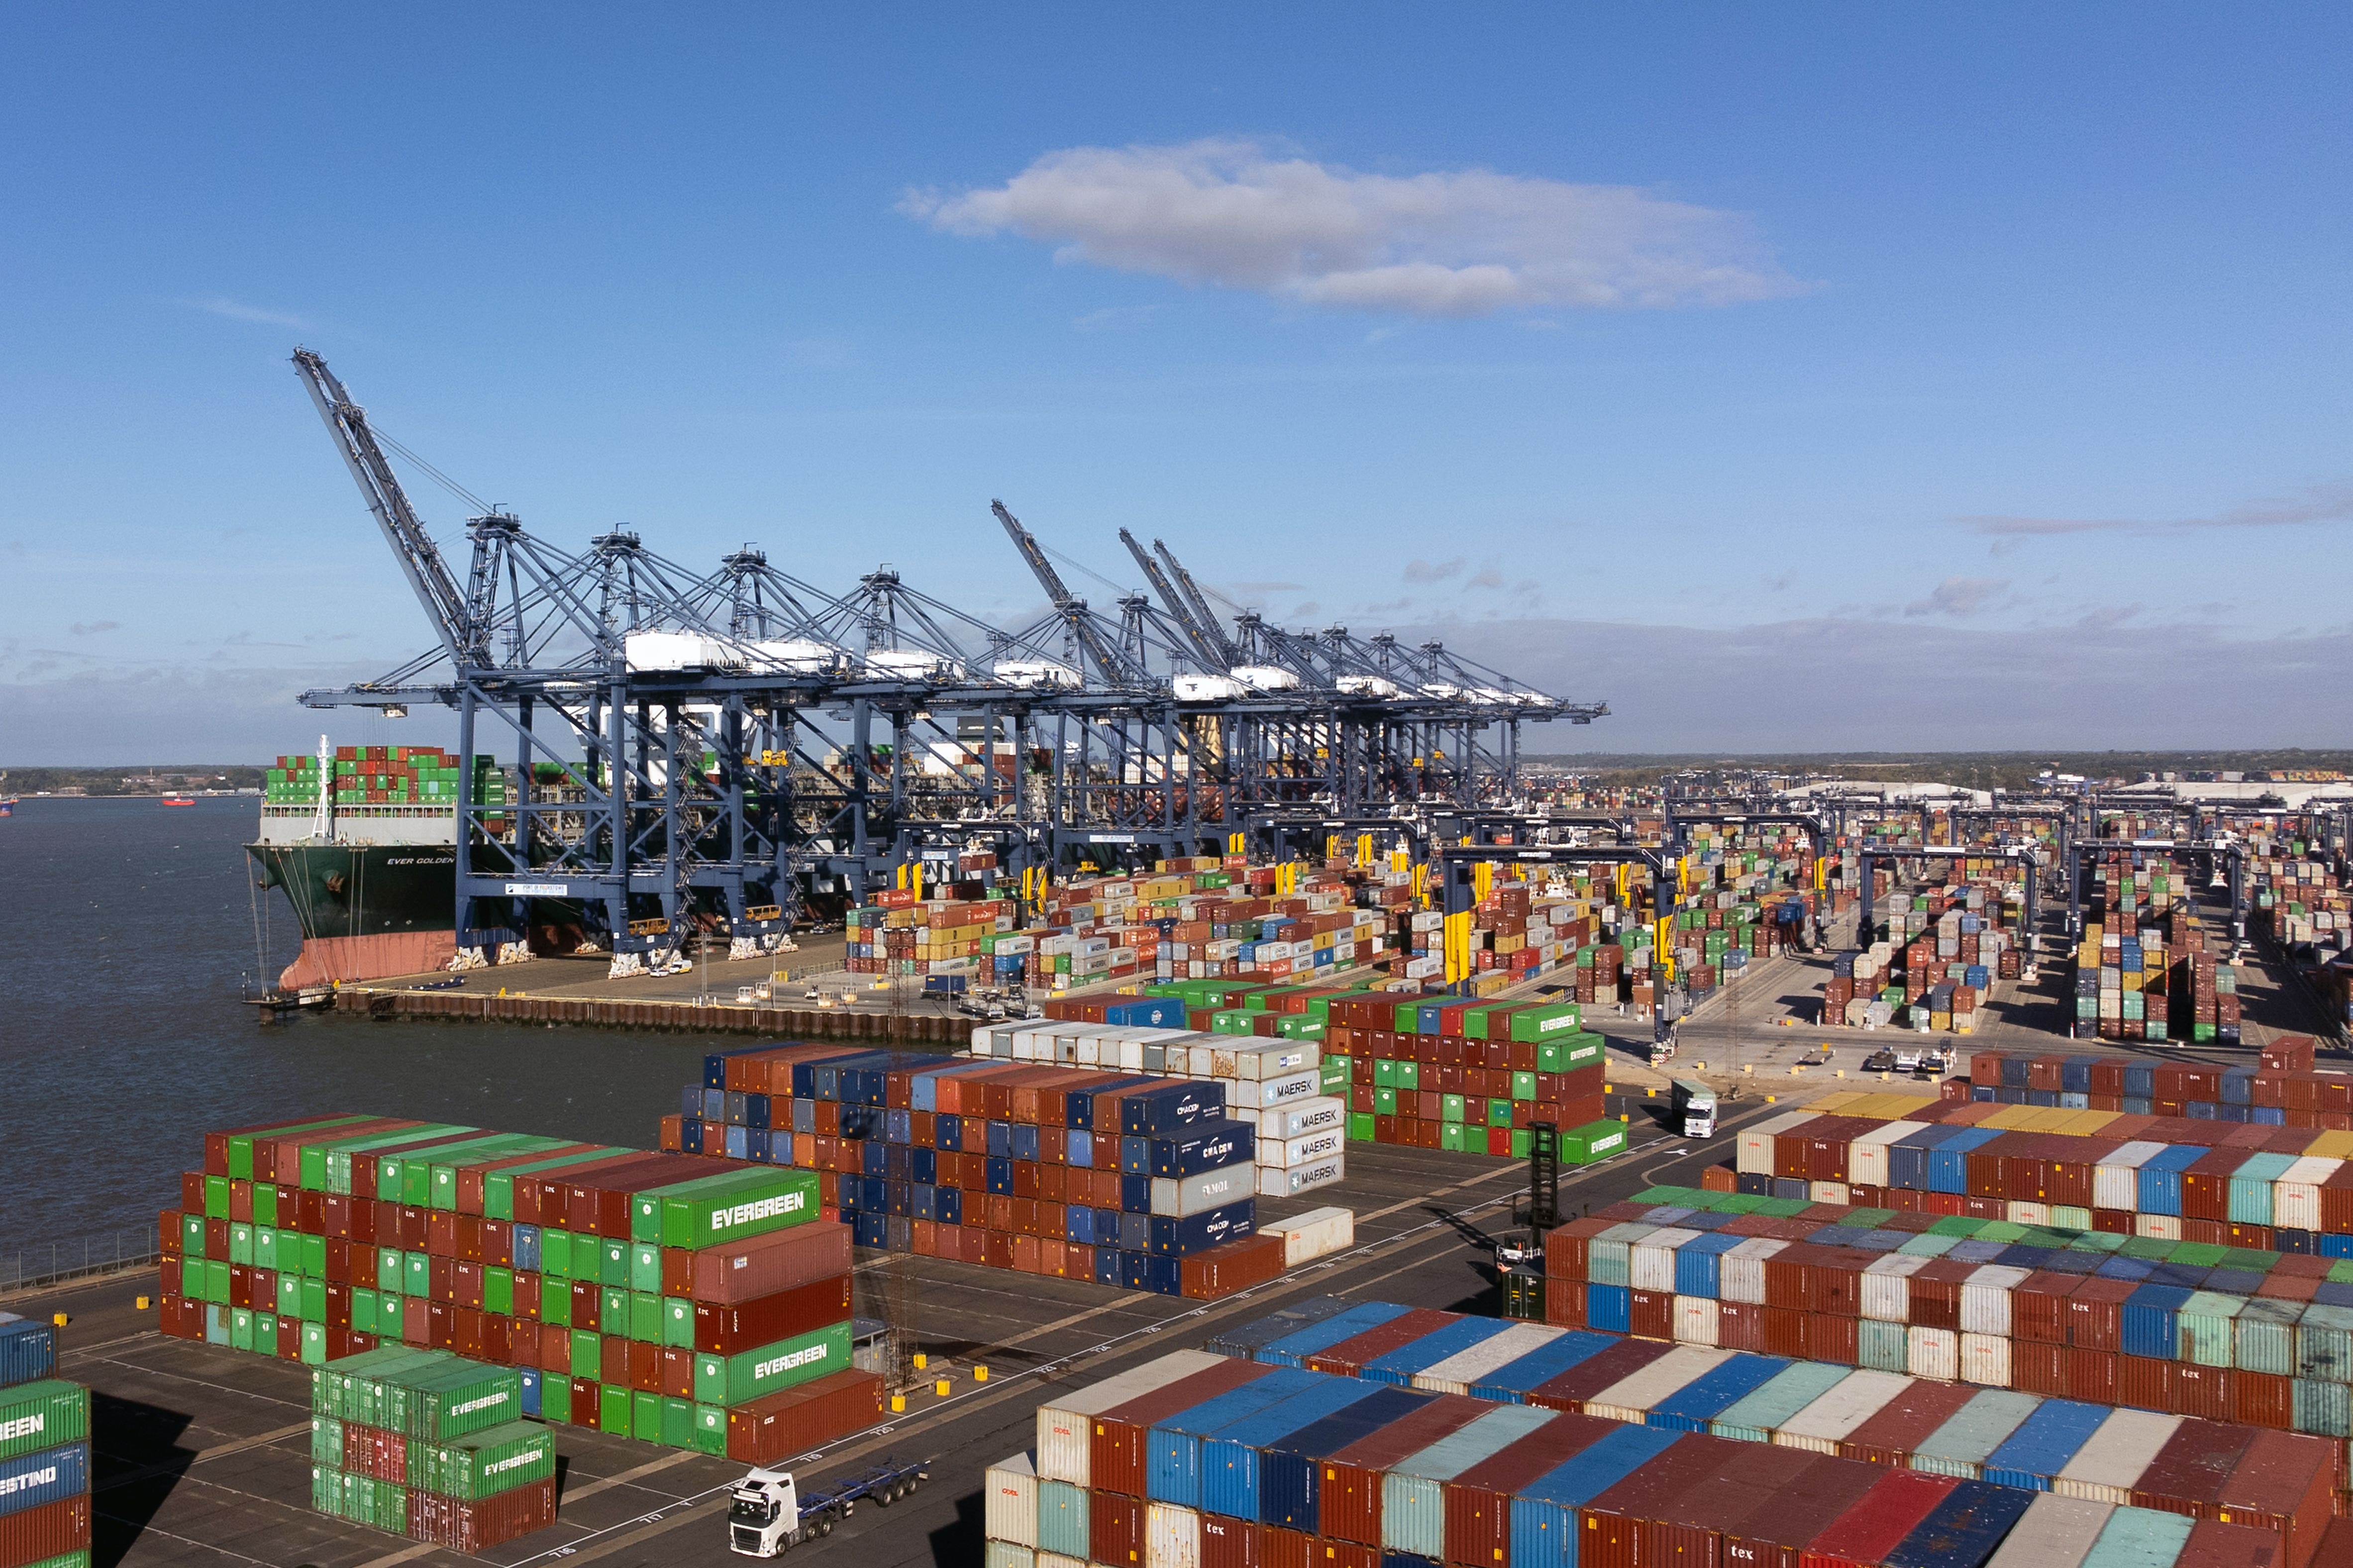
247, 740, 517, 988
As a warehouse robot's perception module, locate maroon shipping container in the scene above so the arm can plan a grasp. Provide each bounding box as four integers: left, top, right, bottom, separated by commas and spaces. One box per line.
1319, 1394, 1493, 1545
689, 1219, 855, 1304
2012, 1340, 2070, 1398
1441, 1412, 1615, 1568
2067, 1277, 2134, 1352
1526, 1338, 1674, 1414
1797, 1469, 1959, 1568
2069, 1348, 2121, 1407
1576, 1434, 1724, 1568
2214, 1429, 2337, 1568
1547, 1217, 1613, 1279
408, 1476, 557, 1550
2171, 1365, 2237, 1424
693, 1273, 852, 1356
1093, 1488, 1143, 1568
1200, 1510, 1257, 1568
1306, 1308, 1458, 1376
2182, 1518, 2295, 1568
1661, 1445, 1831, 1558
1906, 1261, 1973, 1331
2013, 1272, 2081, 1343
1091, 1360, 1272, 1497
1181, 1234, 1287, 1300
1723, 1455, 1886, 1568
0, 1494, 91, 1563
2234, 1371, 2295, 1433
722, 1369, 883, 1464
2133, 1421, 2263, 1519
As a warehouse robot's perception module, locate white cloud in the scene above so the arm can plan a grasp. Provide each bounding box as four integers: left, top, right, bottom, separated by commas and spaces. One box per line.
1905, 577, 2010, 618
1403, 557, 1463, 584
902, 139, 1796, 318
185, 296, 310, 329
1959, 482, 2353, 537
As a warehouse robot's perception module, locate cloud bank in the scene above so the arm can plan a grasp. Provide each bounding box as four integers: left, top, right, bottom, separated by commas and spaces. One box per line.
1960, 483, 2353, 537
903, 139, 1796, 317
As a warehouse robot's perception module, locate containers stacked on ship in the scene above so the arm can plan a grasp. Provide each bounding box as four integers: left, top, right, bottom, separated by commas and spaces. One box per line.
1537, 1180, 2353, 1442
660, 1043, 1288, 1299
308, 1349, 555, 1548
155, 1114, 876, 1458
0, 1311, 88, 1568
981, 1349, 2295, 1568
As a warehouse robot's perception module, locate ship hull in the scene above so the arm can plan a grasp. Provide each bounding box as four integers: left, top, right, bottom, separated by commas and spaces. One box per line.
247, 840, 590, 986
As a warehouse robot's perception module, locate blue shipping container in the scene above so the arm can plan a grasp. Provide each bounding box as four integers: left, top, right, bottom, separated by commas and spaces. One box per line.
0, 1442, 89, 1521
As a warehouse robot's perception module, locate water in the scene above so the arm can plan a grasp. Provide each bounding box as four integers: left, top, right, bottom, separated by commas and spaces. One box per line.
0, 796, 714, 1255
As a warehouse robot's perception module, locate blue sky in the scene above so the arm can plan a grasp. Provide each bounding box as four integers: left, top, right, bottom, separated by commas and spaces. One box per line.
4, 5, 2351, 762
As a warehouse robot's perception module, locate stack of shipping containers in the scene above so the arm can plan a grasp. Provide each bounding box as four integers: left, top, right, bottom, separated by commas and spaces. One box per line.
0, 1312, 87, 1568
661, 1043, 1298, 1298
1317, 996, 1622, 1161
155, 1114, 879, 1459
307, 1349, 556, 1548
981, 1347, 2298, 1568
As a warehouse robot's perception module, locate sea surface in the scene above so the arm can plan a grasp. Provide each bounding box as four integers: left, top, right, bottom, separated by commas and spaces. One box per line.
0, 795, 711, 1263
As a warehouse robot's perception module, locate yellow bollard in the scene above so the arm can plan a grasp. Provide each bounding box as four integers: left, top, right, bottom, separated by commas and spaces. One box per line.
1619, 1113, 1629, 1123
891, 1394, 907, 1413
1766, 1094, 1778, 1103
1834, 1069, 1845, 1079
1645, 1087, 1655, 1097
935, 1379, 951, 1397
974, 1365, 990, 1382
135, 1296, 151, 1311
1742, 1064, 1753, 1075
50, 1314, 67, 1328
912, 1352, 927, 1371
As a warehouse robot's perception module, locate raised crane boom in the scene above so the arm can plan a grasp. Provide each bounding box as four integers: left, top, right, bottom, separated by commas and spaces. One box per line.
1152, 539, 1240, 667
992, 499, 1135, 687
1118, 527, 1225, 671
292, 348, 481, 665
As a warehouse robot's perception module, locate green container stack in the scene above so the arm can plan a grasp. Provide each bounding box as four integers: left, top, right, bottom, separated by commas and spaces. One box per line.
0, 1310, 89, 1568
307, 1348, 557, 1550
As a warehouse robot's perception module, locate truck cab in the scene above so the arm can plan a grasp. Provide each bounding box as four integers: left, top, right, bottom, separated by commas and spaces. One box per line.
1670, 1078, 1717, 1139
730, 1469, 829, 1557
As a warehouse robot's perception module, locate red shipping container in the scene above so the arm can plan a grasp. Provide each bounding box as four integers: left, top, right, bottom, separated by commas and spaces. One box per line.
2216, 1428, 2339, 1568
1838, 1380, 1978, 1467
2011, 1339, 2070, 1398
1182, 1234, 1286, 1300
2233, 1370, 2295, 1432
722, 1370, 884, 1464
1529, 1340, 1674, 1414
2067, 1348, 2120, 1407
2067, 1278, 2134, 1353
2012, 1273, 2081, 1344
1319, 1394, 1492, 1545
1723, 1457, 1885, 1568
1442, 1412, 1616, 1568
1630, 1290, 1675, 1342
1798, 1470, 1960, 1568
693, 1273, 853, 1355
408, 1476, 557, 1550
1091, 1361, 1271, 1497
2133, 1421, 2262, 1518
1809, 1314, 1859, 1368
1200, 1511, 1259, 1568
1714, 1301, 1765, 1355
2170, 1364, 2237, 1423
1092, 1489, 1143, 1567
1577, 1438, 1727, 1568
0, 1495, 90, 1563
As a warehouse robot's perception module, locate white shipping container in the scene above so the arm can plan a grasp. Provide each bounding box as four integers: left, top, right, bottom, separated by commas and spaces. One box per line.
1258, 1096, 1346, 1142
2276, 1156, 2343, 1233
1773, 1370, 1911, 1454
1219, 1070, 1322, 1109
985, 1454, 1038, 1549
1630, 1230, 1701, 1295
1258, 1156, 1345, 1198
1981, 1494, 2113, 1568
1718, 1238, 1788, 1305
1262, 1206, 1352, 1267
1959, 1266, 2031, 1337
1145, 1500, 1200, 1568
1846, 1123, 1928, 1189
1809, 1180, 1851, 1207
1737, 1111, 1816, 1176
1960, 1332, 2013, 1387
2004, 1201, 2050, 1227
1860, 1255, 1929, 1323
1152, 1167, 1255, 1218
1673, 1295, 1720, 1348
2136, 1213, 2183, 1241
1263, 1129, 1347, 1170
1583, 1346, 1731, 1425
1908, 1327, 1959, 1382
1034, 1351, 1220, 1487
2051, 1409, 2183, 1505
1412, 1322, 1563, 1396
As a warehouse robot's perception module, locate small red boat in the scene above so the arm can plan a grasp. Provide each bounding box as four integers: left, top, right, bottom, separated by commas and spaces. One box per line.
162, 796, 196, 806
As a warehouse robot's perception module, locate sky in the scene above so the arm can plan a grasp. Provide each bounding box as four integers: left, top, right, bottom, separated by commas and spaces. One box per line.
3, 5, 2351, 763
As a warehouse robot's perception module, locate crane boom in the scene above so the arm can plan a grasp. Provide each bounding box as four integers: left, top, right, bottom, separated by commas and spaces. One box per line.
1152, 540, 1239, 666
1118, 528, 1224, 670
292, 348, 480, 665
992, 499, 1134, 686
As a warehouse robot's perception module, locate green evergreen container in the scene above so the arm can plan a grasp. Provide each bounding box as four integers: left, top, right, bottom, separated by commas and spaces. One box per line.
0, 1380, 90, 1462
406, 1420, 554, 1500
693, 1322, 853, 1406
641, 1168, 820, 1248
